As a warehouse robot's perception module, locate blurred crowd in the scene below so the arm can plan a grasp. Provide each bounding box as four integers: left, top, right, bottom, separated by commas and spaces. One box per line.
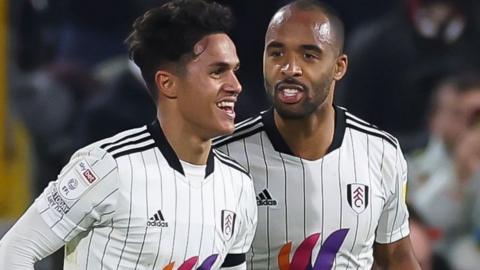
2, 0, 480, 269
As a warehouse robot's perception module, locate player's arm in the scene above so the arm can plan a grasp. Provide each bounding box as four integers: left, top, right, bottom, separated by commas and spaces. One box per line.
0, 205, 65, 269
0, 145, 119, 269
374, 144, 420, 269
373, 237, 420, 270
221, 173, 258, 270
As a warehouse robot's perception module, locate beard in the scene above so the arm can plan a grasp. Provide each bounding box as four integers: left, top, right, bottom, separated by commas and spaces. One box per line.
264, 76, 333, 119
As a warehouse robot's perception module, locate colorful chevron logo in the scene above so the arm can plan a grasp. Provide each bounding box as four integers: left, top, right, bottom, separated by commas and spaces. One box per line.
278, 229, 349, 270
162, 254, 218, 270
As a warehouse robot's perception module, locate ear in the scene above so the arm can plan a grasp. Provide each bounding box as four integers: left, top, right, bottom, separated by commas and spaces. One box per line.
155, 70, 177, 99
333, 54, 348, 81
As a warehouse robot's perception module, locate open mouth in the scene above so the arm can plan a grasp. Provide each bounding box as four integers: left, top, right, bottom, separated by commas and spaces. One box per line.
276, 83, 305, 104
216, 100, 236, 119
282, 88, 301, 97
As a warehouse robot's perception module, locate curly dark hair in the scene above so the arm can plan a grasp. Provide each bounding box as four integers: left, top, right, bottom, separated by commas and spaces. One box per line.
125, 0, 234, 100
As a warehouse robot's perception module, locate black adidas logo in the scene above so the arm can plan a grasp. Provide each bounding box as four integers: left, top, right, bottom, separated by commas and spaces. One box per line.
147, 210, 168, 227
256, 189, 277, 206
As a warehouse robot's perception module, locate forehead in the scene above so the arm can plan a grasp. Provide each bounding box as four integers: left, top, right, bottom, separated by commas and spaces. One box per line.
191, 33, 239, 65
266, 7, 335, 50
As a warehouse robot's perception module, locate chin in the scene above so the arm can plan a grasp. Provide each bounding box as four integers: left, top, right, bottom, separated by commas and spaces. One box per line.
275, 104, 308, 119
210, 123, 235, 138
220, 123, 235, 135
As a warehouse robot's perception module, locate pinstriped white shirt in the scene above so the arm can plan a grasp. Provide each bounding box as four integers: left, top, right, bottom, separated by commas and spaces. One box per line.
35, 121, 257, 270
214, 106, 410, 270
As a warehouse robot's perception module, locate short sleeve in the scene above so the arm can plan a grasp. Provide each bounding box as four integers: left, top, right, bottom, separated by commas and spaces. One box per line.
375, 144, 410, 244
34, 146, 119, 242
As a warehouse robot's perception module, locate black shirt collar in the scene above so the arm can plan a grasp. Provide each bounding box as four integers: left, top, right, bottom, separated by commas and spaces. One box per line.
147, 120, 215, 178
261, 105, 346, 156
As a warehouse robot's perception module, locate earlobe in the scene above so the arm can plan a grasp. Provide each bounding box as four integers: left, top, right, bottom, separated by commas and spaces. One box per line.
155, 70, 177, 99
334, 54, 348, 80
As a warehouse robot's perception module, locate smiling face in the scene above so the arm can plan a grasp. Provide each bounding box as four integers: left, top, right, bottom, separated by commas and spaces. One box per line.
175, 33, 241, 139
263, 6, 347, 119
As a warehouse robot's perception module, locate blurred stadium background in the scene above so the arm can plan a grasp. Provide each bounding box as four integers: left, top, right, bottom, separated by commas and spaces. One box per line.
2, 0, 480, 269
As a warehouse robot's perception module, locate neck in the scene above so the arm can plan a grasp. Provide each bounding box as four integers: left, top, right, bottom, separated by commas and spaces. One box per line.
274, 102, 335, 160
157, 111, 211, 165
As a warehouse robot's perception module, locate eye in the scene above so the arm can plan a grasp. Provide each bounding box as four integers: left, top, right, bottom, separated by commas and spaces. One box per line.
233, 65, 240, 75
304, 52, 318, 60
269, 50, 283, 57
210, 68, 225, 79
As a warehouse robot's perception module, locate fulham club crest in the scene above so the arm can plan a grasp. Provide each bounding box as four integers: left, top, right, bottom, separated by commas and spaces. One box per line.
347, 184, 369, 214
221, 210, 236, 241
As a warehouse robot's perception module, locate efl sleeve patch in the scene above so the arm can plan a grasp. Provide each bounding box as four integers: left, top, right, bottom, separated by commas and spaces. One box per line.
58, 169, 89, 201
35, 147, 119, 242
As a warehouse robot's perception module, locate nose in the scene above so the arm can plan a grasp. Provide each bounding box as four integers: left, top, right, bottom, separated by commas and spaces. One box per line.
281, 56, 302, 77
224, 71, 242, 95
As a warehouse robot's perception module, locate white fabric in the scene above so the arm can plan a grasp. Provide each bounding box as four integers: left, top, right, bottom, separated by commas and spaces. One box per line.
180, 159, 207, 178
215, 108, 410, 269
0, 205, 64, 269
1, 125, 257, 270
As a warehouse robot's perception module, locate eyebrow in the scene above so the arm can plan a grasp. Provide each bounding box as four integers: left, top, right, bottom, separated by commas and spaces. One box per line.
266, 41, 323, 54
301, 44, 322, 54
266, 41, 284, 49
208, 62, 240, 70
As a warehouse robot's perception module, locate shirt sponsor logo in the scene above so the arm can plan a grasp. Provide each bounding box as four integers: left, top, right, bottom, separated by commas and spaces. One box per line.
161, 254, 218, 269
347, 183, 369, 214
83, 170, 96, 183
47, 184, 71, 214
75, 160, 98, 184
147, 210, 168, 227
221, 210, 236, 241
277, 229, 349, 270
256, 189, 278, 206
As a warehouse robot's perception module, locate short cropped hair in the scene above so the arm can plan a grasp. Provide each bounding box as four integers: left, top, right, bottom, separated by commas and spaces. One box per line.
290, 0, 345, 53
125, 0, 234, 100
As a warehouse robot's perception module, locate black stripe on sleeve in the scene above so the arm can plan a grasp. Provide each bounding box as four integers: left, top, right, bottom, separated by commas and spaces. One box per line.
345, 113, 397, 143
214, 126, 264, 148
104, 135, 153, 153
346, 123, 397, 148
213, 116, 262, 145
213, 150, 250, 177
112, 143, 156, 159
221, 253, 246, 267
100, 129, 148, 149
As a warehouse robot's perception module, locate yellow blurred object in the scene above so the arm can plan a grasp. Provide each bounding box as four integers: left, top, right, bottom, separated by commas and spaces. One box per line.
0, 121, 31, 218
0, 0, 31, 218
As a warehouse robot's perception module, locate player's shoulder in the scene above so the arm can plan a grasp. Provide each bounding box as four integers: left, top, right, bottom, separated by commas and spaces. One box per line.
212, 148, 251, 179
70, 125, 153, 169
54, 127, 150, 194
95, 125, 156, 159
341, 107, 405, 176
341, 106, 400, 151
213, 112, 265, 148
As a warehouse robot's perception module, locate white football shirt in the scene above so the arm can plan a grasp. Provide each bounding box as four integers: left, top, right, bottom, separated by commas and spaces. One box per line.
35, 121, 257, 270
214, 106, 410, 270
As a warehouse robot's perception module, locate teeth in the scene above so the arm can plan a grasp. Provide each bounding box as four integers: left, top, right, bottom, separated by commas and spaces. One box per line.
217, 101, 235, 109
282, 88, 299, 97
